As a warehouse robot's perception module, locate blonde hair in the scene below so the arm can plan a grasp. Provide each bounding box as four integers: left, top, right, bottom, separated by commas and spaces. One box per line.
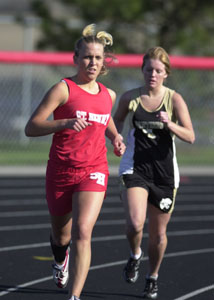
74, 24, 113, 75
142, 47, 171, 75
82, 24, 113, 46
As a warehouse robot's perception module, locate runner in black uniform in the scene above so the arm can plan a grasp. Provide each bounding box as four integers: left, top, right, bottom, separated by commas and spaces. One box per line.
114, 47, 195, 299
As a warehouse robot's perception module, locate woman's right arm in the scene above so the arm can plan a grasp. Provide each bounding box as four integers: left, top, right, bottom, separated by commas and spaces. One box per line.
113, 91, 130, 133
25, 81, 69, 137
25, 81, 91, 137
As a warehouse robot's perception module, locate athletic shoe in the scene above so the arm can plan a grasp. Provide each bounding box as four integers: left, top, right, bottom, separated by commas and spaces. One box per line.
52, 247, 70, 288
142, 277, 158, 299
69, 296, 81, 300
123, 252, 143, 283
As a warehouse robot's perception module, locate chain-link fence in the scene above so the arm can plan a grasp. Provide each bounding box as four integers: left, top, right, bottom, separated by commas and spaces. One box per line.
0, 53, 214, 166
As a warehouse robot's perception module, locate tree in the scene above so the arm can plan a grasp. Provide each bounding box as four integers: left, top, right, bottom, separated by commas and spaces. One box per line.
30, 0, 214, 55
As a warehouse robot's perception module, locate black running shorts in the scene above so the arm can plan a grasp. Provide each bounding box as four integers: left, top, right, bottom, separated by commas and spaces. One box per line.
121, 172, 177, 213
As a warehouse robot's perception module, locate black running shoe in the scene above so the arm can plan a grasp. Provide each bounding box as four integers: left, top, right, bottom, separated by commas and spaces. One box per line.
142, 277, 158, 299
123, 252, 143, 283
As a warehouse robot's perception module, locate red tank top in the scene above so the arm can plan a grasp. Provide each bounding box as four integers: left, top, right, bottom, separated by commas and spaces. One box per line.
48, 78, 112, 168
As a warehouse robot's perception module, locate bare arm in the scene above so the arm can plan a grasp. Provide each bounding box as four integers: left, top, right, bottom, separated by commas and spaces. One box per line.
25, 81, 91, 137
105, 88, 126, 156
105, 88, 117, 141
113, 91, 131, 134
158, 92, 195, 144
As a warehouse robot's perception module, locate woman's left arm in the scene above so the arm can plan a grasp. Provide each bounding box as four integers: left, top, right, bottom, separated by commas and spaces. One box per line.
158, 92, 195, 144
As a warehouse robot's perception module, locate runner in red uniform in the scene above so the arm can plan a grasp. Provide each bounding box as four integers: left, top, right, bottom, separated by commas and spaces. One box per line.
25, 24, 126, 300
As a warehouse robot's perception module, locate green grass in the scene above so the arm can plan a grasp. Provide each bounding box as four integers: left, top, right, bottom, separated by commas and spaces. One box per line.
176, 145, 214, 166
0, 142, 214, 166
0, 143, 49, 165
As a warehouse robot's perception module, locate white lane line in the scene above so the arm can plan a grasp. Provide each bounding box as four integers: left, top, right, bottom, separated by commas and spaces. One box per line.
0, 211, 49, 217
0, 189, 44, 196
164, 248, 214, 258
1, 204, 214, 218
0, 224, 51, 231
171, 215, 214, 222
0, 199, 45, 206
1, 230, 214, 253
0, 236, 127, 252
0, 248, 214, 297
1, 216, 214, 232
167, 229, 214, 236
0, 242, 50, 252
0, 208, 124, 217
0, 276, 52, 296
0, 185, 213, 194
1, 218, 214, 232
175, 204, 214, 211
0, 195, 213, 206
172, 284, 214, 300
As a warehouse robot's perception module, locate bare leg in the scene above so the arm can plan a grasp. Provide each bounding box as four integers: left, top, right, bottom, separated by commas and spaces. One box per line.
122, 187, 148, 255
50, 212, 72, 263
147, 204, 171, 276
69, 191, 105, 298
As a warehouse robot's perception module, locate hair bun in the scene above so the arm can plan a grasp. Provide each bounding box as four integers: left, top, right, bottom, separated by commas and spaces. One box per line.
96, 31, 113, 46
82, 23, 113, 47
82, 24, 96, 37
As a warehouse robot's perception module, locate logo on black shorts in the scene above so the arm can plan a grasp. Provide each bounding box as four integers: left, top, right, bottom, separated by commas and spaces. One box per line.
159, 198, 172, 211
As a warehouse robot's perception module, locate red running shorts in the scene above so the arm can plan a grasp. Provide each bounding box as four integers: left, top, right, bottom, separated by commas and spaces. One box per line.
46, 160, 109, 216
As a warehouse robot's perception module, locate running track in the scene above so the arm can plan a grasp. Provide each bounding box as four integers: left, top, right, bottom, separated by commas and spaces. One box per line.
0, 172, 214, 300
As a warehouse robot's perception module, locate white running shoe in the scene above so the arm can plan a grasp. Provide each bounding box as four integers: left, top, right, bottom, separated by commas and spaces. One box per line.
52, 247, 70, 288
70, 296, 81, 300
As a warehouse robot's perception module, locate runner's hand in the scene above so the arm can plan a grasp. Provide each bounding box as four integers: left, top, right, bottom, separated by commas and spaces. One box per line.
67, 118, 92, 132
112, 134, 126, 156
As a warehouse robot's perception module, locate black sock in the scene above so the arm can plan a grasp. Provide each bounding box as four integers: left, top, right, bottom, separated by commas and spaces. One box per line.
50, 235, 70, 263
